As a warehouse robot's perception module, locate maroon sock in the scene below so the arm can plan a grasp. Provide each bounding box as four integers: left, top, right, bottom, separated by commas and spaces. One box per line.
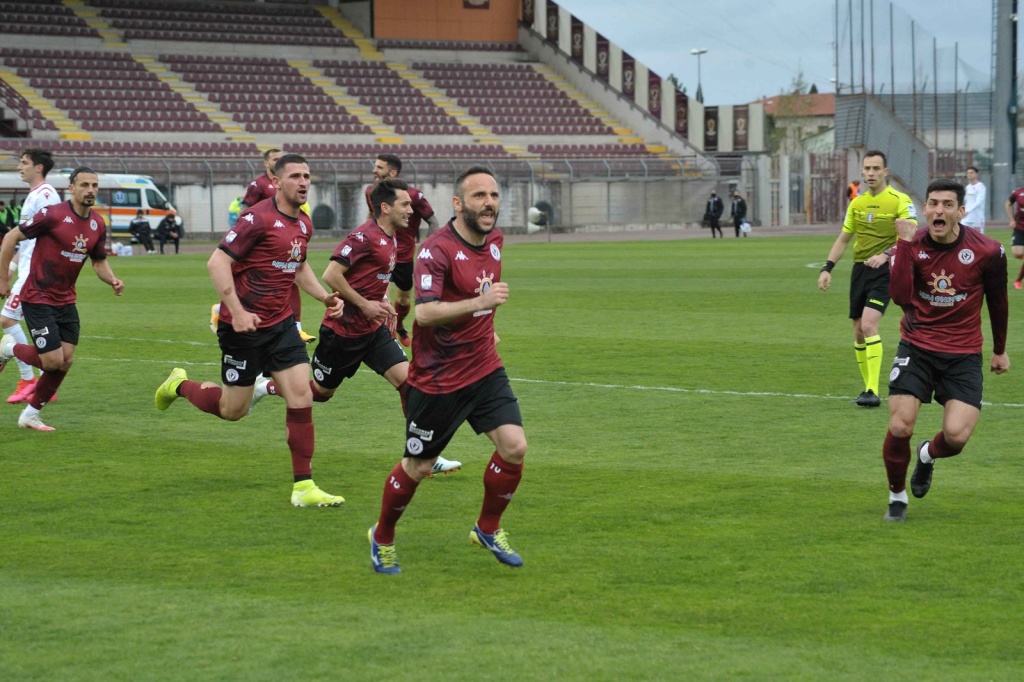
929, 431, 964, 458
375, 462, 419, 544
290, 283, 302, 322
395, 301, 411, 328
286, 406, 314, 479
883, 431, 912, 493
477, 451, 524, 534
179, 380, 223, 417
396, 380, 408, 417
12, 343, 42, 369
310, 380, 331, 402
29, 369, 66, 409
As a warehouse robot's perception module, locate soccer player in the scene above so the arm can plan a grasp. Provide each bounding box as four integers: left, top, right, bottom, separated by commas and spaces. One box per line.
1, 148, 62, 404
209, 148, 315, 343
365, 153, 439, 347
155, 154, 346, 507
251, 178, 462, 476
368, 166, 527, 574
880, 178, 1009, 522
0, 167, 125, 431
818, 150, 917, 407
1003, 184, 1024, 289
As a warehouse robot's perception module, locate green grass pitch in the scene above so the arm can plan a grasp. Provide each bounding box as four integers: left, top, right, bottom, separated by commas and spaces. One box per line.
1, 232, 1022, 681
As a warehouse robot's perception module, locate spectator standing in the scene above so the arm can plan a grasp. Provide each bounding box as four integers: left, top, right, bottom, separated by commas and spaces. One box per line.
228, 196, 244, 229
0, 201, 14, 236
156, 211, 181, 254
962, 166, 986, 233
704, 190, 724, 238
128, 209, 155, 254
730, 190, 748, 238
0, 167, 125, 431
847, 179, 861, 201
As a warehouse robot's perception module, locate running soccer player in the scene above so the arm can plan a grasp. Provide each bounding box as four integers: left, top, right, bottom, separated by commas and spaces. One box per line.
881, 178, 1009, 522
209, 147, 315, 343
818, 150, 917, 407
250, 178, 462, 476
1, 147, 62, 404
0, 167, 125, 431
155, 154, 346, 507
368, 166, 526, 574
365, 153, 439, 347
1003, 184, 1024, 289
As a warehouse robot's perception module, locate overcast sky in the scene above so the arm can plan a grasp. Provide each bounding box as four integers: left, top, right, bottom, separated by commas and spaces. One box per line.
554, 0, 1001, 104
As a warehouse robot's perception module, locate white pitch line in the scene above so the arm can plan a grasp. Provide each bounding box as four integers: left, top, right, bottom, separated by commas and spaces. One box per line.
70, 352, 1024, 409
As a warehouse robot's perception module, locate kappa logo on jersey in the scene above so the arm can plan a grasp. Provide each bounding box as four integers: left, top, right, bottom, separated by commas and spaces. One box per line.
250, 180, 258, 187
273, 220, 285, 229
379, 238, 389, 246
490, 244, 501, 261
455, 250, 468, 261
243, 213, 255, 223
353, 231, 365, 242
917, 251, 930, 260
958, 249, 975, 265
418, 248, 433, 259
63, 216, 73, 224
420, 274, 432, 290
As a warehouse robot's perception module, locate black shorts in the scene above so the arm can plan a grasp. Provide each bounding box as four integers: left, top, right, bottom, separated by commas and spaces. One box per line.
216, 316, 308, 387
310, 324, 407, 390
22, 301, 80, 352
392, 260, 413, 292
849, 261, 891, 318
888, 341, 984, 409
403, 367, 522, 459
1012, 229, 1024, 248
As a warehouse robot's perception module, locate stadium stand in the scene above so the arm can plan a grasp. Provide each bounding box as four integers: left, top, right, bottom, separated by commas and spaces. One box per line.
0, 78, 57, 132
377, 39, 521, 52
0, 0, 101, 39
2, 49, 222, 133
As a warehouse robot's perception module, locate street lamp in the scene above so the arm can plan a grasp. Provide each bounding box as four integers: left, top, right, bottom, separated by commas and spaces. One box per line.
691, 48, 707, 103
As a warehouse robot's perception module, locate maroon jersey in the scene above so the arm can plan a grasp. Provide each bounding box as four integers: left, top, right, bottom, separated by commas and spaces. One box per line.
322, 219, 397, 338
243, 173, 276, 208
19, 201, 107, 306
1008, 187, 1024, 231
408, 221, 504, 394
364, 183, 434, 262
889, 225, 1008, 355
218, 198, 311, 328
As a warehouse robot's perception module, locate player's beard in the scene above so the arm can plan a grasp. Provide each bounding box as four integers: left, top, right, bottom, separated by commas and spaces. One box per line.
464, 205, 499, 235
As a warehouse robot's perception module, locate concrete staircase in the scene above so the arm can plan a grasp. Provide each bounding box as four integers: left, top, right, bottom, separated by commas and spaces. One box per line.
315, 5, 385, 62
287, 59, 399, 144
0, 65, 86, 139
64, 0, 127, 48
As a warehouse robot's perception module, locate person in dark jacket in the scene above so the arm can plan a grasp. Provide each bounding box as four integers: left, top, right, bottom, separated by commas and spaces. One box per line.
704, 190, 724, 238
731, 190, 748, 237
128, 210, 155, 254
156, 212, 181, 254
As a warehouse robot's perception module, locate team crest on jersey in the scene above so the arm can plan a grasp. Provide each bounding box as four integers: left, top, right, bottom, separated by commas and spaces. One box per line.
928, 269, 956, 295
490, 244, 501, 261
288, 239, 303, 261
72, 234, 89, 253
958, 249, 975, 265
89, 219, 98, 232
475, 269, 495, 294
299, 220, 307, 235
866, 213, 874, 223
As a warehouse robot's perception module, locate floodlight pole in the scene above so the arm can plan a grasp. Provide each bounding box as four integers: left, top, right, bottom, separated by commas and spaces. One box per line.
691, 48, 707, 103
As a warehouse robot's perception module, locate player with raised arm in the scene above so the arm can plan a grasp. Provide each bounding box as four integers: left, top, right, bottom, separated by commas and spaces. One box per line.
881, 178, 1009, 522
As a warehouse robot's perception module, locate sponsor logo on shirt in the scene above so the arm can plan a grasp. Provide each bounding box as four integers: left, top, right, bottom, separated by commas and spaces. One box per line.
60, 234, 90, 262
918, 269, 967, 307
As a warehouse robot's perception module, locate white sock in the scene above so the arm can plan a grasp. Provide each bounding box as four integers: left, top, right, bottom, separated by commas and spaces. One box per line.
889, 489, 909, 504
21, 404, 40, 419
4, 323, 36, 381
919, 441, 934, 464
